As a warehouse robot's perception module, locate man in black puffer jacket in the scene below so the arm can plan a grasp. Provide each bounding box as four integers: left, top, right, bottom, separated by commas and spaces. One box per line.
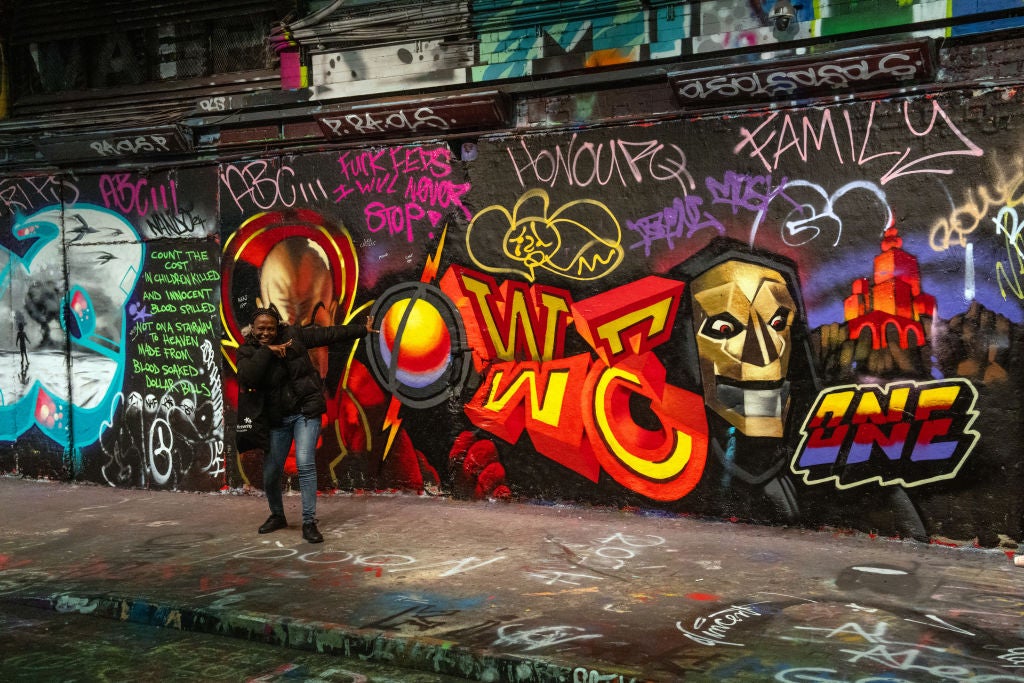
237, 306, 375, 543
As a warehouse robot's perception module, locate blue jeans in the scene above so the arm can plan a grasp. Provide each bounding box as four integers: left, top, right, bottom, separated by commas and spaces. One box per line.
264, 414, 321, 524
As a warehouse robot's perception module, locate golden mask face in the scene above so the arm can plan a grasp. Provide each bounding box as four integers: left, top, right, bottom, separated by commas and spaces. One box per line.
690, 260, 796, 438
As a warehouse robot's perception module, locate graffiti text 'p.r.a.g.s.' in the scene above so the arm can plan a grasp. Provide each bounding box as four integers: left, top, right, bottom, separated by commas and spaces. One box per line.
791, 379, 979, 489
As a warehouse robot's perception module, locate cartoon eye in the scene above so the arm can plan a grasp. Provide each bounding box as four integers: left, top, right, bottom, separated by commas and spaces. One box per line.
702, 314, 743, 339
768, 308, 790, 331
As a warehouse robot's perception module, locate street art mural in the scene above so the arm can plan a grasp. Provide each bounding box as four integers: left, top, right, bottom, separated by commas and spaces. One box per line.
439, 93, 1022, 544
217, 152, 450, 492
0, 202, 143, 459
1, 85, 1023, 546
0, 169, 223, 488
89, 169, 224, 491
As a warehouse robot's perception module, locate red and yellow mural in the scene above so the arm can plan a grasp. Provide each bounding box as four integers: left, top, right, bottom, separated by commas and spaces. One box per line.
1, 87, 1022, 548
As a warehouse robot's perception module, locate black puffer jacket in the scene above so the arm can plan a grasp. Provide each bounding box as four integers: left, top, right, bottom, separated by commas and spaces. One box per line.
236, 323, 367, 427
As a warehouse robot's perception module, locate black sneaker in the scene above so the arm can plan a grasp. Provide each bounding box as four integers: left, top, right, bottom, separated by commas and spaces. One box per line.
258, 515, 287, 534
302, 521, 324, 544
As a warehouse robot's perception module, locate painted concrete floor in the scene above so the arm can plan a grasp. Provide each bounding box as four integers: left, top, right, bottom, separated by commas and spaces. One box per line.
0, 476, 1021, 682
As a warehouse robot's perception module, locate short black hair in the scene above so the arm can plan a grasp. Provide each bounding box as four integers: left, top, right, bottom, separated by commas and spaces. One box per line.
250, 304, 282, 325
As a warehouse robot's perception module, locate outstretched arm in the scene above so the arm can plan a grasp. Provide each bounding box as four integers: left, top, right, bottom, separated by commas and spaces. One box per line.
299, 316, 378, 348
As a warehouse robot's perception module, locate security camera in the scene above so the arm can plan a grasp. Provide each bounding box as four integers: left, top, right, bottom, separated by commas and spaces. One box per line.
769, 0, 799, 38
769, 6, 794, 30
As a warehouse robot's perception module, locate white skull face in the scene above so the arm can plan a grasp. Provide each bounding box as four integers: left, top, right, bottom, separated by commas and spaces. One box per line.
690, 260, 796, 438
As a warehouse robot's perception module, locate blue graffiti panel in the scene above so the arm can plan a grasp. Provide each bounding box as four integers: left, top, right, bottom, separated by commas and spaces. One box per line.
0, 204, 143, 452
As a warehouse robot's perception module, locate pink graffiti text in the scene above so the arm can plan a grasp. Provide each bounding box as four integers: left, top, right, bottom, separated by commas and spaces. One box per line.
99, 174, 178, 218
334, 146, 470, 241
506, 134, 695, 191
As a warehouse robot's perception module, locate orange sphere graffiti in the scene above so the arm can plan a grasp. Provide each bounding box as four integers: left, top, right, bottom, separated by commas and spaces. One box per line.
380, 297, 452, 385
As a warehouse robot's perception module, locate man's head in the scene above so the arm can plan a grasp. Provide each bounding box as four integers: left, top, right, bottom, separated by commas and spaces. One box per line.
250, 307, 282, 346
258, 237, 340, 378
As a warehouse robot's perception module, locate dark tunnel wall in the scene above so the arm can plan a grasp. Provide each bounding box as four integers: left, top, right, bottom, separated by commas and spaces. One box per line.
2, 86, 1022, 545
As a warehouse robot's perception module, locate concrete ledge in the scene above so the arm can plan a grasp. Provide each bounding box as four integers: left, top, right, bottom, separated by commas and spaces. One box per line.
6, 591, 650, 683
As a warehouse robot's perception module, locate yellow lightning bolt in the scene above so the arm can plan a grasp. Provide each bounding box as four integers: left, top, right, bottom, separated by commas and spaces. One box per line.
380, 224, 446, 458
381, 396, 403, 460
420, 224, 448, 283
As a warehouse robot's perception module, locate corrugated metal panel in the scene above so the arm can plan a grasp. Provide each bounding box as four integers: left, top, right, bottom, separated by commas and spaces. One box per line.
0, 65, 271, 166
472, 0, 650, 32
0, 68, 280, 132
10, 0, 291, 44
286, 0, 473, 48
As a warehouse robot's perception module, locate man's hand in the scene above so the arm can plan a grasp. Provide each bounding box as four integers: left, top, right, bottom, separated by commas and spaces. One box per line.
365, 315, 378, 334
267, 340, 292, 358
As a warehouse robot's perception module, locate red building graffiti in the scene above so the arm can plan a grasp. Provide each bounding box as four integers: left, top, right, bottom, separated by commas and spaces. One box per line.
844, 227, 936, 350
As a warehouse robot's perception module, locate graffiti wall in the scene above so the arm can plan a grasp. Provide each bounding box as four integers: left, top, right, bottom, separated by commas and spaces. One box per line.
430, 88, 1024, 545
2, 85, 1023, 545
0, 39, 7, 121
0, 168, 223, 489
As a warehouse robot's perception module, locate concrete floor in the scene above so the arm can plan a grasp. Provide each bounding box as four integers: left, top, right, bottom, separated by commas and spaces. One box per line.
0, 476, 1021, 682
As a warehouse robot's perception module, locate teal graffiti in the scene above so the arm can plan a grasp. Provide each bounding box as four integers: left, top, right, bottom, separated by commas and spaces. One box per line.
0, 204, 144, 454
